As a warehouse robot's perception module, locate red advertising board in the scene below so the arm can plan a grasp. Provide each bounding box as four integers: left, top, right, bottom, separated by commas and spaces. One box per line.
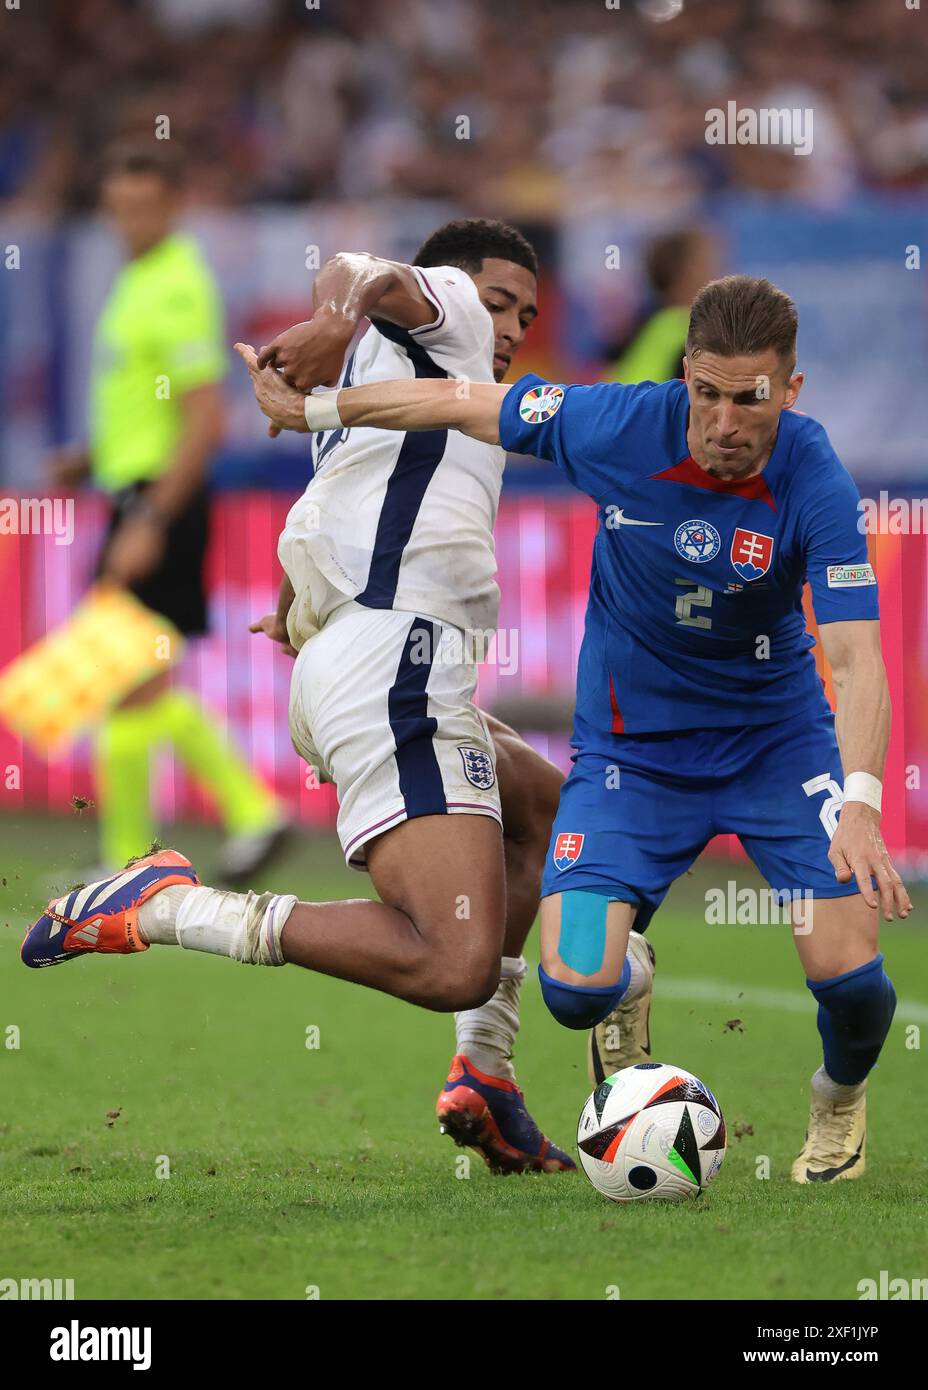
1, 494, 926, 869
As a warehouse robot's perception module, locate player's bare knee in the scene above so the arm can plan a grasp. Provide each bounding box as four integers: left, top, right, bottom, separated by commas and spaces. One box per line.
434, 928, 502, 1009
391, 919, 499, 1011
412, 961, 498, 1012
439, 977, 497, 1012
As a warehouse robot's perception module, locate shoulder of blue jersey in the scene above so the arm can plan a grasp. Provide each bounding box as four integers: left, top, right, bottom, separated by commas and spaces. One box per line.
778, 408, 860, 494
510, 374, 683, 422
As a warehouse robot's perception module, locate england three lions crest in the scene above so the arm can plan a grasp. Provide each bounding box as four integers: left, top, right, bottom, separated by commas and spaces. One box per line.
730, 528, 774, 582
459, 746, 496, 790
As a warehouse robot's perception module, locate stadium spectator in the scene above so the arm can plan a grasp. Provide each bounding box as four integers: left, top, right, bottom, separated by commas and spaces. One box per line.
0, 0, 925, 216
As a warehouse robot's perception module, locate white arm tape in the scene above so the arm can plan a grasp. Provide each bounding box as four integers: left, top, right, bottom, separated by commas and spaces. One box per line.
304, 392, 343, 432
843, 771, 882, 813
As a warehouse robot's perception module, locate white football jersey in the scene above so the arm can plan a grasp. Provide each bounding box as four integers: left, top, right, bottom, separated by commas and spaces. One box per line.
279, 265, 505, 649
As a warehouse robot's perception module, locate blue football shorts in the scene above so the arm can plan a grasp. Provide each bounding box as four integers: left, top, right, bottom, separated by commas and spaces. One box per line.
541, 704, 858, 929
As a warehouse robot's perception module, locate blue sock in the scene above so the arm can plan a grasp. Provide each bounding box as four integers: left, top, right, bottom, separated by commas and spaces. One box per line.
538, 957, 631, 1030
806, 954, 896, 1086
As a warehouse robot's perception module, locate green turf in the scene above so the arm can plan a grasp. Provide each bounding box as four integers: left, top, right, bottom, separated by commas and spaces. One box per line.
1, 813, 926, 1300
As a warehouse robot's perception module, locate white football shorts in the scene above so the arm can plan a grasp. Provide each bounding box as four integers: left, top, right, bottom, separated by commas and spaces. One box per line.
288, 603, 502, 868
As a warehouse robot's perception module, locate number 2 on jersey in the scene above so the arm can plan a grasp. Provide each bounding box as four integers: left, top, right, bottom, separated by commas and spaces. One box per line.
675, 578, 713, 630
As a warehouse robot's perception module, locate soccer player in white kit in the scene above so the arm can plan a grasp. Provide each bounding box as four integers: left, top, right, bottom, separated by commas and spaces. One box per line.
25, 221, 652, 1172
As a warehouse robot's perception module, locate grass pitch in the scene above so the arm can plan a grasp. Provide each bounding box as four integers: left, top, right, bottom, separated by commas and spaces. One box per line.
1, 813, 926, 1301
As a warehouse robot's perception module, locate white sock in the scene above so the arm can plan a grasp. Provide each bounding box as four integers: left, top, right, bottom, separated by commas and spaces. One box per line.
454, 955, 525, 1082
623, 941, 650, 1003
140, 884, 296, 965
138, 886, 192, 944
812, 1065, 866, 1103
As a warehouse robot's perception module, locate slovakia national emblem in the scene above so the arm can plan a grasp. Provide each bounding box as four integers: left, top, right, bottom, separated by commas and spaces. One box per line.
459, 746, 495, 790
730, 528, 774, 582
553, 832, 584, 871
674, 519, 721, 563
519, 384, 565, 424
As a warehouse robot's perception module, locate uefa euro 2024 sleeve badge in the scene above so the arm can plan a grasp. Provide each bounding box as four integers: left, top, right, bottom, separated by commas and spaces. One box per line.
519, 384, 565, 423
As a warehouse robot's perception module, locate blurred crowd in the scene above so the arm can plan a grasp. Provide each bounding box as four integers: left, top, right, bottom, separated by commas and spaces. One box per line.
1, 0, 926, 221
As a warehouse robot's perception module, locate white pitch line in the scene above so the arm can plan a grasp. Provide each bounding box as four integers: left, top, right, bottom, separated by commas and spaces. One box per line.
657, 976, 928, 1025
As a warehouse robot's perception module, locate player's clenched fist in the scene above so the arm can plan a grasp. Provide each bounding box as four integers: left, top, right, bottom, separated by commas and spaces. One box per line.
828, 802, 912, 921
234, 342, 309, 437
256, 311, 352, 393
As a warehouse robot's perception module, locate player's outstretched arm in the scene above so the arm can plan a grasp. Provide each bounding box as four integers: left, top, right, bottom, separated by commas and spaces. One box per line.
819, 618, 912, 920
326, 378, 507, 444
234, 343, 506, 444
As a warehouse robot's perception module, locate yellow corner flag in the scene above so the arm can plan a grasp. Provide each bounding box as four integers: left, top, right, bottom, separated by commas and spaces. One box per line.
0, 584, 184, 756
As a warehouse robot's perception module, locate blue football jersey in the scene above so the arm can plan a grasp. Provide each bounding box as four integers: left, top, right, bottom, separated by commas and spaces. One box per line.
499, 374, 879, 738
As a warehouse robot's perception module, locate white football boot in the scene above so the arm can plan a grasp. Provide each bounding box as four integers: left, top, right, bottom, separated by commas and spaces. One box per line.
791, 1072, 867, 1183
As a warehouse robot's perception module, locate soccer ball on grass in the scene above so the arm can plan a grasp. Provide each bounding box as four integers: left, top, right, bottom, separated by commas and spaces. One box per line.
577, 1062, 726, 1203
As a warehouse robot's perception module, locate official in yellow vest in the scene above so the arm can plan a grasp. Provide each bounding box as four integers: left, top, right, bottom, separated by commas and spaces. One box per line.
48, 146, 285, 881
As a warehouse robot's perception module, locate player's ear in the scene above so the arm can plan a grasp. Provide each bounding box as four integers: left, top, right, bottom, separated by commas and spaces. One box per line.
784, 371, 804, 409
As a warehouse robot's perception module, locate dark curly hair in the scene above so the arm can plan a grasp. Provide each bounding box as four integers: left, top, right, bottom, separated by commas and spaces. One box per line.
414, 218, 538, 277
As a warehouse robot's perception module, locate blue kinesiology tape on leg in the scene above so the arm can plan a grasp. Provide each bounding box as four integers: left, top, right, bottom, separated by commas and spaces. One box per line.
806, 953, 897, 1086
557, 890, 611, 974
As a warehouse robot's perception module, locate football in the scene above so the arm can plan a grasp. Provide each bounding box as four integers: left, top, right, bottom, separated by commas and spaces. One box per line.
577, 1062, 727, 1203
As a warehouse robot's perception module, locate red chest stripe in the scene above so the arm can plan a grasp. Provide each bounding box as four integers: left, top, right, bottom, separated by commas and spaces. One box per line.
650, 456, 777, 511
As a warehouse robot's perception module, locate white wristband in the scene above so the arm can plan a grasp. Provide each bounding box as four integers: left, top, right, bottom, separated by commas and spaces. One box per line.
843, 771, 882, 813
304, 391, 343, 432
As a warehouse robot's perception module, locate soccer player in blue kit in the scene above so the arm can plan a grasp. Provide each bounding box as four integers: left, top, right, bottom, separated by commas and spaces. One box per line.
262, 274, 912, 1184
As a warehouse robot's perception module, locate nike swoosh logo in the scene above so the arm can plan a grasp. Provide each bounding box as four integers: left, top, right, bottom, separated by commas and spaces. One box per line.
805, 1139, 864, 1182
606, 508, 663, 529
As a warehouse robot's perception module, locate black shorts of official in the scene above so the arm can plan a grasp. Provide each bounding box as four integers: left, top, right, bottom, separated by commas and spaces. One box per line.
96, 482, 211, 637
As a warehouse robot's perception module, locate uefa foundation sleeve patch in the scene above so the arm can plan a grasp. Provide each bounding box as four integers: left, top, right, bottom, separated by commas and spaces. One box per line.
826, 562, 876, 588
519, 384, 564, 423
